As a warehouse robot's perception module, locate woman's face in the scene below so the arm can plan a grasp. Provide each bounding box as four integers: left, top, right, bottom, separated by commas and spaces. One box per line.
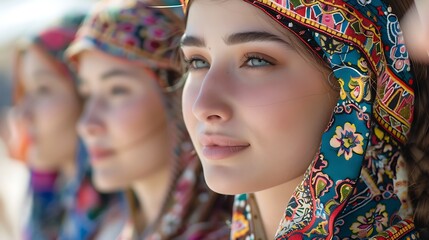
77, 50, 172, 192
181, 0, 338, 195
19, 46, 81, 171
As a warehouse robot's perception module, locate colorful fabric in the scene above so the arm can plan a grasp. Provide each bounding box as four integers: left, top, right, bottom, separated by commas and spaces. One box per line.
16, 13, 125, 240
181, 0, 419, 239
67, 0, 184, 73
26, 144, 125, 240
26, 171, 63, 240
58, 141, 126, 240
67, 0, 233, 238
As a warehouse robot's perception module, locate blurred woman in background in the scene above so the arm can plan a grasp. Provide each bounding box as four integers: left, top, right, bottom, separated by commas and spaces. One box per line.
66, 0, 232, 238
13, 12, 124, 239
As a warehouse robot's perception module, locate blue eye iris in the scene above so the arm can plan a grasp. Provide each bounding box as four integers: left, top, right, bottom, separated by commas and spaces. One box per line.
190, 59, 210, 69
246, 57, 272, 67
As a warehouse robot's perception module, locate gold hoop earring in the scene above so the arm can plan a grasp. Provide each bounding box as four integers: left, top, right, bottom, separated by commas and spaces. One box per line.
327, 71, 340, 91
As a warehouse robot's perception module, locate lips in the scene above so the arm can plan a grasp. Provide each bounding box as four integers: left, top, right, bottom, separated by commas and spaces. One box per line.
26, 132, 36, 145
199, 134, 250, 160
88, 147, 115, 163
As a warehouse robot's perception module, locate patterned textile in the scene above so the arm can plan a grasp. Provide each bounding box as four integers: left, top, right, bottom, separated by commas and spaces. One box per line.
26, 171, 63, 240
15, 13, 125, 240
67, 0, 184, 73
181, 0, 419, 239
26, 144, 125, 240
67, 0, 233, 238
58, 141, 126, 240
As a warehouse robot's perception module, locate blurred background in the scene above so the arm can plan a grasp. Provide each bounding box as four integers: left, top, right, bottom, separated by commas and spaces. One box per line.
0, 0, 95, 111
0, 1, 96, 239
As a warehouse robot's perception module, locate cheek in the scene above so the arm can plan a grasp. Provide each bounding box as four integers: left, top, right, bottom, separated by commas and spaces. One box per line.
34, 96, 80, 136
232, 69, 315, 108
182, 79, 199, 135
108, 93, 167, 147
243, 78, 335, 165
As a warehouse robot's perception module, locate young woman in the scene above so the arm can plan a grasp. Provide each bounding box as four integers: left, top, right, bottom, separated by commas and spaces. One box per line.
14, 13, 123, 239
66, 0, 232, 238
180, 0, 426, 238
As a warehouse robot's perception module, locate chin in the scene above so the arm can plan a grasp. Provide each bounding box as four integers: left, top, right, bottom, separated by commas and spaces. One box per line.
202, 164, 255, 195
28, 158, 60, 173
92, 175, 125, 193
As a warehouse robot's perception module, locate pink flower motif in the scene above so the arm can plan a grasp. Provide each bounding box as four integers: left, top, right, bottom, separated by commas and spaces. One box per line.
350, 204, 388, 238
144, 40, 161, 53
39, 29, 73, 51
118, 22, 134, 32
76, 181, 100, 213
330, 122, 364, 160
143, 15, 157, 25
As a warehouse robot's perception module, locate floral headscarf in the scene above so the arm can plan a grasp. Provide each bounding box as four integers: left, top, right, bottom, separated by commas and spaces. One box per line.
181, 0, 419, 239
66, 0, 232, 239
67, 0, 184, 71
14, 13, 124, 240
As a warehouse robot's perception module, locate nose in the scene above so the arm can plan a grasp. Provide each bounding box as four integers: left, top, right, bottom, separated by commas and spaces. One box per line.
17, 96, 34, 126
191, 65, 233, 124
77, 97, 105, 139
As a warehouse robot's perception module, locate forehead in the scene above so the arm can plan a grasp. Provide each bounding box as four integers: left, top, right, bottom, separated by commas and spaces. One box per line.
185, 0, 283, 38
20, 47, 65, 84
21, 47, 52, 71
77, 50, 125, 78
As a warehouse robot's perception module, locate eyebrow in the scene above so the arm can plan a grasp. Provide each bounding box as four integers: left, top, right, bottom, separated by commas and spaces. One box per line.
181, 35, 205, 47
78, 68, 141, 86
226, 31, 291, 46
181, 31, 291, 48
100, 69, 141, 81
34, 69, 56, 78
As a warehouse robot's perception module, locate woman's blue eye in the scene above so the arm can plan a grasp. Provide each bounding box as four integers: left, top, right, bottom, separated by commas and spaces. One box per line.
35, 85, 51, 95
110, 86, 130, 96
245, 57, 272, 67
187, 58, 210, 70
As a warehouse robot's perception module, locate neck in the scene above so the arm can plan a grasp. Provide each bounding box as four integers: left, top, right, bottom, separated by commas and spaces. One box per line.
132, 164, 172, 226
60, 157, 77, 183
131, 121, 179, 229
254, 175, 303, 238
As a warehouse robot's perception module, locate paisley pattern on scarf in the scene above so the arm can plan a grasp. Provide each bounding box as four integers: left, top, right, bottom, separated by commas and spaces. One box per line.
67, 0, 233, 238
180, 0, 419, 239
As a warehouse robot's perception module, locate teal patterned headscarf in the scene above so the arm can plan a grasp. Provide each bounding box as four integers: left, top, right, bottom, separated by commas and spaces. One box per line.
181, 0, 418, 239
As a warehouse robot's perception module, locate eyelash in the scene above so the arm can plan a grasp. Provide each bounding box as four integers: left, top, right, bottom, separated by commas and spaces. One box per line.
184, 53, 275, 71
241, 54, 274, 68
110, 85, 130, 96
35, 85, 50, 95
184, 57, 209, 71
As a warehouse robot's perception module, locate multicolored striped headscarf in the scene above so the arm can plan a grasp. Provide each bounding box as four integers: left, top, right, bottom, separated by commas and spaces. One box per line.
14, 12, 124, 240
182, 0, 419, 239
66, 0, 232, 238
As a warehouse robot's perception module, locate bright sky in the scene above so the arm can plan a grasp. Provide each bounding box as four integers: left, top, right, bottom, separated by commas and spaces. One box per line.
0, 0, 94, 45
